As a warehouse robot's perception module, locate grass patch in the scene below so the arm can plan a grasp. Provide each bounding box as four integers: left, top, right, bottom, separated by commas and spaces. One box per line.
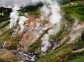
63, 4, 84, 22
67, 52, 84, 62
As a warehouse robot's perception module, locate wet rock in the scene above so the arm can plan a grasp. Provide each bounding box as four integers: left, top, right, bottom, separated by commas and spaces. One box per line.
13, 50, 39, 62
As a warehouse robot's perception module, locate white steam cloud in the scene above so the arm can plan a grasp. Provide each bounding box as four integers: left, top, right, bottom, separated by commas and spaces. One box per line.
40, 4, 51, 21
41, 34, 51, 52
41, 0, 62, 53
19, 16, 28, 32
9, 5, 20, 28
9, 5, 28, 33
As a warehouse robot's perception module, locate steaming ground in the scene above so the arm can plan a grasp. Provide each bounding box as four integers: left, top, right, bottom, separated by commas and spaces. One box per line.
0, 0, 84, 62
2, 0, 63, 60
40, 0, 62, 53
0, 0, 71, 56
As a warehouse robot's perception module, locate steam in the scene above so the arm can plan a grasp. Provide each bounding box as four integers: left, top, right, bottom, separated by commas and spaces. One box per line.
9, 5, 29, 33
19, 16, 28, 32
41, 0, 62, 52
40, 0, 62, 24
41, 34, 51, 52
9, 5, 20, 28
40, 4, 51, 21
49, 1, 61, 24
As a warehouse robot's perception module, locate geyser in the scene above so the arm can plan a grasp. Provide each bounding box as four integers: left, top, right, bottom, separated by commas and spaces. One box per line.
41, 0, 62, 53
41, 34, 51, 52
9, 5, 20, 28
19, 16, 28, 32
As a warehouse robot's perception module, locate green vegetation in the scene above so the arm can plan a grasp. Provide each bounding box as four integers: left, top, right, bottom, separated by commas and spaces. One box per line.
28, 39, 41, 52
62, 1, 84, 22
68, 52, 84, 62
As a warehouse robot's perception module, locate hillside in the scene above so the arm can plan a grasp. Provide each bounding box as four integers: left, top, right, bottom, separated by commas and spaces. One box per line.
0, 0, 84, 62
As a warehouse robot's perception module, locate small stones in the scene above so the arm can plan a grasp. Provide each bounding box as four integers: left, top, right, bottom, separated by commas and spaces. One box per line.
13, 50, 39, 62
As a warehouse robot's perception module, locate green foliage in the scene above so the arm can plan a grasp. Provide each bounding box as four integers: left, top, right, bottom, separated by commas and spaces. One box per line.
0, 29, 13, 46
36, 47, 72, 62
28, 40, 41, 52
62, 2, 84, 22
67, 52, 84, 62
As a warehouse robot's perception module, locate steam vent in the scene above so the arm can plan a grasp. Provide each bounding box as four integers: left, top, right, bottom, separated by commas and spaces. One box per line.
0, 0, 84, 62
